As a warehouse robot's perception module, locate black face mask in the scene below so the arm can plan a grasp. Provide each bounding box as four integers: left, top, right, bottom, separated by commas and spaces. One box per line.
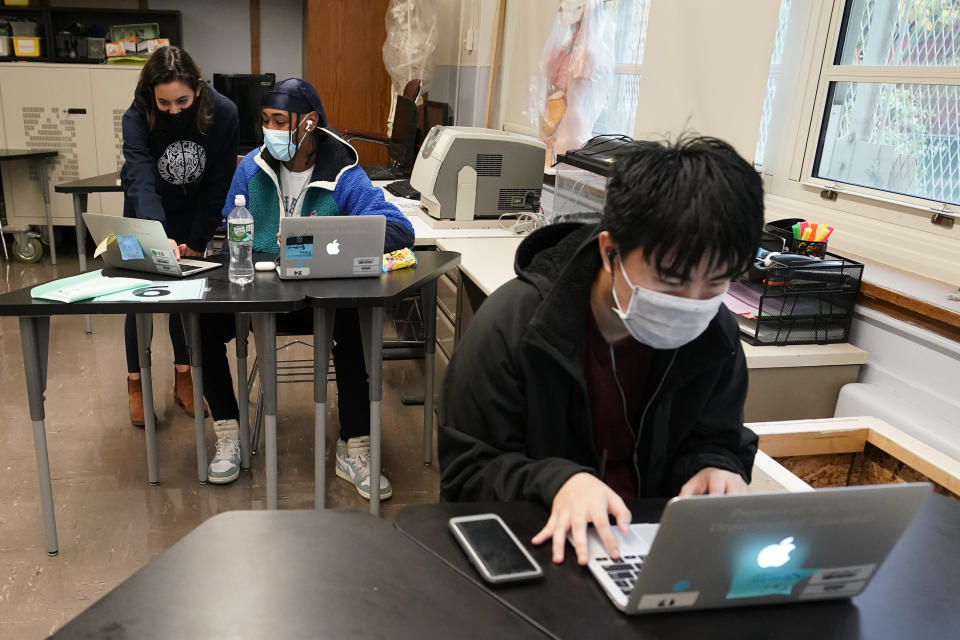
155, 99, 199, 135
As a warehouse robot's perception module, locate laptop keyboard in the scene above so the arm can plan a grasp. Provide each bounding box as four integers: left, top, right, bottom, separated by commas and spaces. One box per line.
598, 555, 647, 596
179, 263, 202, 273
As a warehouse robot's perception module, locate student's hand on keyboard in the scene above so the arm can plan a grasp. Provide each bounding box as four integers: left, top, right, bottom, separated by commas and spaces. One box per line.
678, 467, 749, 497
532, 472, 632, 566
168, 238, 181, 260
177, 244, 204, 259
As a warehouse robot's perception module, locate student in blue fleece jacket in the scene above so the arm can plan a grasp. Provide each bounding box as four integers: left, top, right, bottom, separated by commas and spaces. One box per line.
120, 46, 237, 427
198, 78, 414, 496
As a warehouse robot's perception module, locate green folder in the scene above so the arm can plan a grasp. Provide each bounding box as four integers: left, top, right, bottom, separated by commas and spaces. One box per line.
30, 270, 150, 303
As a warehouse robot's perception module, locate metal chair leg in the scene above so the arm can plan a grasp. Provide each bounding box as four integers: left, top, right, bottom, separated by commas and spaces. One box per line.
247, 355, 259, 397
252, 380, 264, 455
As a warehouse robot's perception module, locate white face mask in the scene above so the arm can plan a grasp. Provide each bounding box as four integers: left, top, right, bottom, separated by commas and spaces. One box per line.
611, 258, 727, 349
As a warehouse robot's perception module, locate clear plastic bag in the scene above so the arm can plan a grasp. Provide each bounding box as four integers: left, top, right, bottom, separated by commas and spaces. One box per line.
382, 0, 439, 99
528, 0, 615, 167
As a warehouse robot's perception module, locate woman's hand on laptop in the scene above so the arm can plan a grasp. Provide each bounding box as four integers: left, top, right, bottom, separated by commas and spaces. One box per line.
532, 472, 632, 566
678, 467, 748, 497
167, 238, 181, 260
177, 244, 205, 258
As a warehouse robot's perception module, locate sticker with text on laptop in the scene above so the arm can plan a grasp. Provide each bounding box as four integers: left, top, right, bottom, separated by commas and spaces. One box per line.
117, 234, 144, 261
636, 592, 700, 611
799, 564, 875, 599
285, 235, 314, 260
726, 536, 817, 600
353, 256, 379, 275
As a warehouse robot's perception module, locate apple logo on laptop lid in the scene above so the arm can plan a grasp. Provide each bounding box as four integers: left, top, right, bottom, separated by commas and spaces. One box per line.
756, 537, 796, 568
326, 239, 340, 255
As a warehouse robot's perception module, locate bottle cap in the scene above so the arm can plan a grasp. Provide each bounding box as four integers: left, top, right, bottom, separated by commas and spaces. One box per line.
234, 194, 246, 207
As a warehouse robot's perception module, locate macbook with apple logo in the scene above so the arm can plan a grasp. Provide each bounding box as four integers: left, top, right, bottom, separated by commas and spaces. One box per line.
278, 215, 386, 279
581, 483, 932, 614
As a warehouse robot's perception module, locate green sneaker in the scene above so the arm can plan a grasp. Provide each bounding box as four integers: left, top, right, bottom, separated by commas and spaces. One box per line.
335, 436, 392, 500
208, 419, 241, 484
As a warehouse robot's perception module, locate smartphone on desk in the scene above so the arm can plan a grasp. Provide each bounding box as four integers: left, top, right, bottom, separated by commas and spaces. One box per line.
449, 514, 544, 585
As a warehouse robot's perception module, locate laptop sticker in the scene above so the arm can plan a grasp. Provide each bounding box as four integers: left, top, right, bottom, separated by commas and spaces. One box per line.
353, 256, 379, 275
94, 234, 117, 258
726, 537, 816, 600
807, 564, 875, 584
800, 580, 866, 599
117, 234, 144, 260
285, 235, 314, 260
154, 263, 180, 275
637, 592, 699, 611
672, 580, 691, 592
286, 267, 310, 277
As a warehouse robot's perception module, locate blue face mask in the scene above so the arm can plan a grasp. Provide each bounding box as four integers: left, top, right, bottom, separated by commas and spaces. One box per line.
262, 127, 297, 161
262, 115, 309, 161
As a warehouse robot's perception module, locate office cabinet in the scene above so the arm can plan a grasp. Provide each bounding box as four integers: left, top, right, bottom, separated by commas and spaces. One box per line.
0, 63, 138, 230
90, 66, 138, 216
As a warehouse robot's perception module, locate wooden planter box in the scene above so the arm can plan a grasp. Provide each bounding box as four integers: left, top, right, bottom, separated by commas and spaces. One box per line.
748, 416, 960, 498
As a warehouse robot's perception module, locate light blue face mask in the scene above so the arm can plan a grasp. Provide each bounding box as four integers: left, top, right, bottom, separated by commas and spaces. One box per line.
262, 116, 308, 161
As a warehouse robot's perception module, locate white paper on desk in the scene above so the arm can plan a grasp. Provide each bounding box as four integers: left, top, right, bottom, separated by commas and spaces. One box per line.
95, 278, 207, 302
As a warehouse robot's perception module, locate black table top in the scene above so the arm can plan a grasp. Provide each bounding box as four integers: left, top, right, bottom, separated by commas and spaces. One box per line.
0, 251, 459, 316
50, 510, 547, 639
0, 148, 58, 161
54, 171, 123, 194
394, 495, 960, 640
0, 253, 305, 316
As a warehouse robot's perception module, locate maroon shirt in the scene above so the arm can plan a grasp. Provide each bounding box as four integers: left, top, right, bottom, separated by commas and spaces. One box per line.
583, 312, 653, 499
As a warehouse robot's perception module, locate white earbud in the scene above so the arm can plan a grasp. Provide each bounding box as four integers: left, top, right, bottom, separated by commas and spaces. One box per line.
306, 120, 315, 131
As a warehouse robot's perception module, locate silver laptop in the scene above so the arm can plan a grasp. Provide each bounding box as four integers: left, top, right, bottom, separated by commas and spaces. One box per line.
584, 483, 931, 615
278, 216, 385, 280
83, 213, 221, 277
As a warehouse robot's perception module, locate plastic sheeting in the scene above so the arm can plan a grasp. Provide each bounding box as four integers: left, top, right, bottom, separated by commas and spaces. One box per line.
529, 0, 615, 168
382, 0, 439, 100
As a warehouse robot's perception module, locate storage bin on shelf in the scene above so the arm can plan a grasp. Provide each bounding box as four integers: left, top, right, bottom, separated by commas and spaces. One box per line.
12, 35, 41, 56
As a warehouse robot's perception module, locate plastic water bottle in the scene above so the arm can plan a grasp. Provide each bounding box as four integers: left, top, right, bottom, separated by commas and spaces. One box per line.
227, 194, 254, 285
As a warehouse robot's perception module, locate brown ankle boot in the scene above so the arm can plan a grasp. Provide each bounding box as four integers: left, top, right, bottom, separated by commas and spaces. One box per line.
128, 377, 145, 427
173, 368, 209, 418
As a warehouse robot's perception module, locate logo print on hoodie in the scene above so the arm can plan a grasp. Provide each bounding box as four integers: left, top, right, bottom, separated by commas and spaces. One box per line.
158, 140, 206, 185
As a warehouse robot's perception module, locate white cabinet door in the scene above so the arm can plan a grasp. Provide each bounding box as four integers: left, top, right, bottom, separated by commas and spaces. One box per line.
0, 65, 97, 225
90, 66, 140, 216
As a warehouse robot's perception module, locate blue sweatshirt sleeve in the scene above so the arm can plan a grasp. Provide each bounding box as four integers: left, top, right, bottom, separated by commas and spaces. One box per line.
120, 107, 166, 223
332, 166, 415, 252
221, 151, 256, 219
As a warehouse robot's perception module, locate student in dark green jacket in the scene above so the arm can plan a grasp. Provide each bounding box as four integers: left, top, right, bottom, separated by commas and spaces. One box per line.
439, 137, 763, 567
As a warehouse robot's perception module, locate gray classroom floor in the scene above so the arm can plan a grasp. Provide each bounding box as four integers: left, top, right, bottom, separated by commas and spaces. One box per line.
0, 245, 441, 639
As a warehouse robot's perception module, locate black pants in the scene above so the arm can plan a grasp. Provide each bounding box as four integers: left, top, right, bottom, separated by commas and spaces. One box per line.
198, 307, 370, 440
124, 313, 190, 374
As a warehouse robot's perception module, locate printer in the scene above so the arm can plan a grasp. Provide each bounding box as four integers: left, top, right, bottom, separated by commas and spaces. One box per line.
410, 126, 546, 222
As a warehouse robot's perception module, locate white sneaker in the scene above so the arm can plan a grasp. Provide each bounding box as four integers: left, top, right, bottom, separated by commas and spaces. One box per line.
335, 436, 392, 500
208, 419, 241, 484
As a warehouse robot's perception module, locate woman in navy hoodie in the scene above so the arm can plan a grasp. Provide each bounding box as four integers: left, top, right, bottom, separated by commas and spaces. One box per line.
120, 46, 238, 427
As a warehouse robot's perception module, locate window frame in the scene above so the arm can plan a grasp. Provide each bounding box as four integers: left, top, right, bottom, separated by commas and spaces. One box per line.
590, 0, 649, 137
784, 0, 960, 219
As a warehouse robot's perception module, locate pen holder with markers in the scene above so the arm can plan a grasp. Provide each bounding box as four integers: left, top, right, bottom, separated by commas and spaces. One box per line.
789, 238, 828, 258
